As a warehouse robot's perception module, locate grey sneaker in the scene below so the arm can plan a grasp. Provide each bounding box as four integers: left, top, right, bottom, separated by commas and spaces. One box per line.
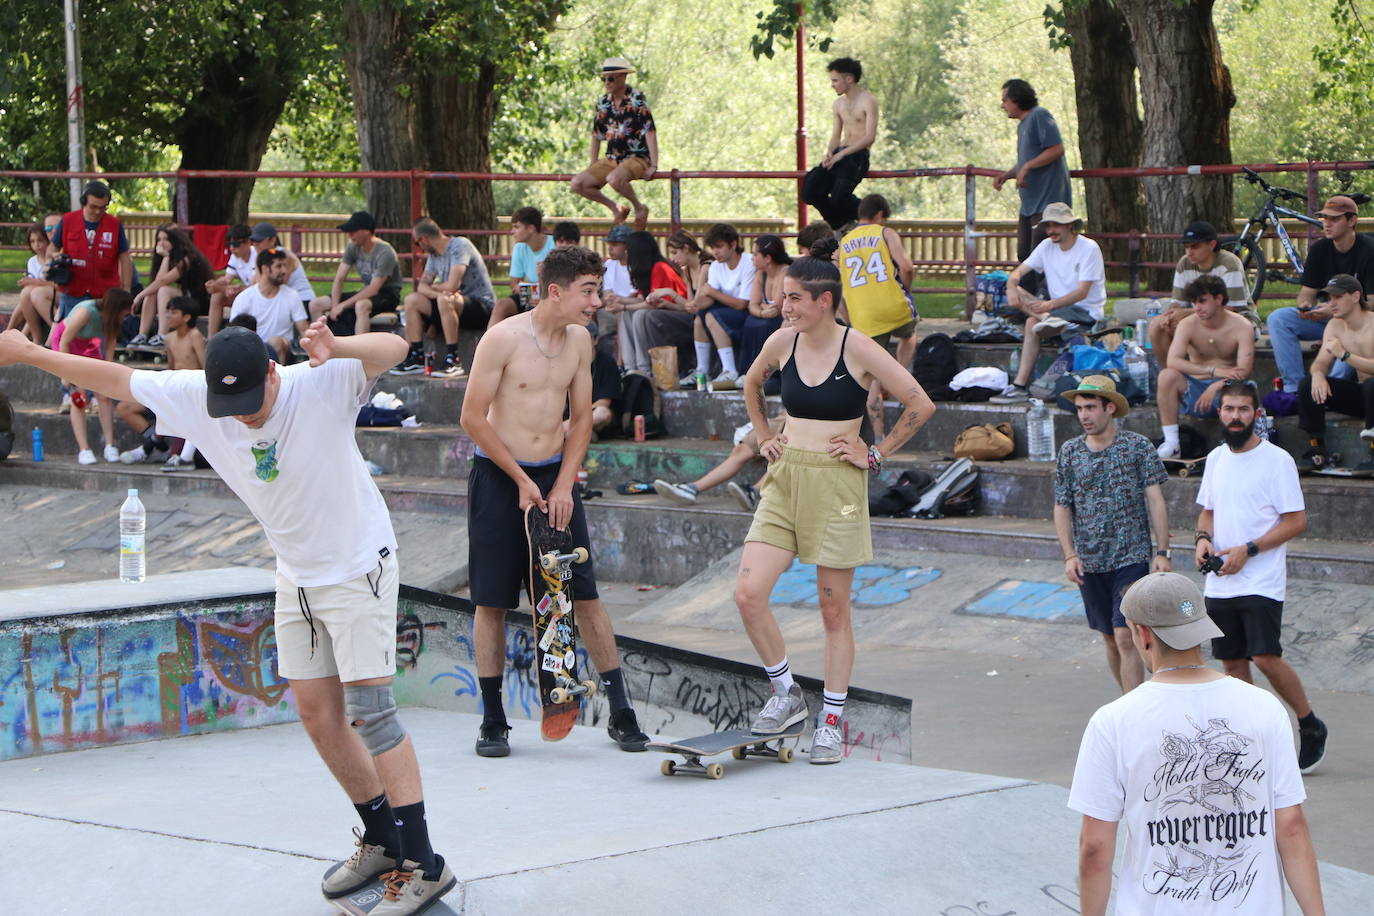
750, 683, 808, 735
321, 827, 398, 899
810, 719, 844, 765
653, 479, 698, 505
371, 856, 457, 916
727, 481, 758, 511
989, 383, 1030, 404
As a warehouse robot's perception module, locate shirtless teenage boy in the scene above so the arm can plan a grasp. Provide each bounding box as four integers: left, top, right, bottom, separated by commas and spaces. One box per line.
459, 245, 650, 757
1155, 275, 1256, 458
801, 57, 878, 229
1297, 273, 1374, 475
117, 296, 205, 471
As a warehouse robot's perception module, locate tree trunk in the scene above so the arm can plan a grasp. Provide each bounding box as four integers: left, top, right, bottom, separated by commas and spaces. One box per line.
1120, 0, 1236, 286
341, 1, 420, 232
1062, 0, 1147, 283
415, 64, 498, 253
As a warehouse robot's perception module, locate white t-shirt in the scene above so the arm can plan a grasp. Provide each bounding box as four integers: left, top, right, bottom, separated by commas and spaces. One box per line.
1195, 441, 1304, 601
27, 255, 46, 280
1024, 235, 1107, 320
284, 252, 316, 304
1069, 677, 1305, 915
229, 284, 308, 343
707, 255, 757, 301
602, 258, 635, 297
226, 249, 257, 286
129, 359, 396, 587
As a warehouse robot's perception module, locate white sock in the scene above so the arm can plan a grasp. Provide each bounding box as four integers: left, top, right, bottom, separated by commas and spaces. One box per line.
764, 658, 795, 696
694, 341, 712, 376
820, 691, 847, 728
1161, 424, 1179, 447
718, 347, 738, 375
179, 441, 196, 461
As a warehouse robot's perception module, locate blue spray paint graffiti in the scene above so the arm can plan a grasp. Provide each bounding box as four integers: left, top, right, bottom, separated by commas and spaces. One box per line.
770, 558, 943, 607
961, 580, 1085, 621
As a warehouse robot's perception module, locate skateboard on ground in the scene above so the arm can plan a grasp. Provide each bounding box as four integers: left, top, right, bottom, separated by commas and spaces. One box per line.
328, 875, 459, 915
525, 504, 597, 742
649, 721, 807, 780
1162, 456, 1206, 478
114, 344, 166, 365
1299, 452, 1371, 477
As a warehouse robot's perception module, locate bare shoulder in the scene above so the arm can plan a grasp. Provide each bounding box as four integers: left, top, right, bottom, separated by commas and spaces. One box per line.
474, 318, 519, 361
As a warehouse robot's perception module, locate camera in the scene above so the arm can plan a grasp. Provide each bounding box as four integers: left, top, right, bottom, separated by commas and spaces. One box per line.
1198, 552, 1224, 574
45, 253, 72, 286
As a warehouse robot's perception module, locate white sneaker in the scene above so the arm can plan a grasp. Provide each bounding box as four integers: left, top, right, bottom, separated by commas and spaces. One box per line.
161, 455, 193, 472
77, 449, 97, 465
989, 384, 1030, 404
127, 334, 149, 347
1157, 440, 1180, 459
653, 479, 698, 505
103, 445, 121, 463
1361, 427, 1374, 441
810, 720, 844, 765
119, 446, 147, 464
146, 334, 165, 348
1033, 315, 1070, 338
711, 369, 739, 390
60, 392, 72, 414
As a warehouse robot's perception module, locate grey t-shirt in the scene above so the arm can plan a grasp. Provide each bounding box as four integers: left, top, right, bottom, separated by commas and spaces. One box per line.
1016, 106, 1072, 216
342, 238, 403, 296
425, 236, 496, 306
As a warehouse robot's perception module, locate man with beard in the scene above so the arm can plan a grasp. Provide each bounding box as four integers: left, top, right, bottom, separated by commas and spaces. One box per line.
1195, 379, 1328, 774
1054, 376, 1171, 692
229, 247, 309, 364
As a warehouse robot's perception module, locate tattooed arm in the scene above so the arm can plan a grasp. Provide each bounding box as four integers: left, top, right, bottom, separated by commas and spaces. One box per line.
851, 333, 936, 456
742, 328, 793, 462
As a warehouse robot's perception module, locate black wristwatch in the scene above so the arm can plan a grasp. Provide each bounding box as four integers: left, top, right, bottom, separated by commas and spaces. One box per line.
1246, 540, 1260, 557
1340, 350, 1351, 363
1155, 549, 1170, 558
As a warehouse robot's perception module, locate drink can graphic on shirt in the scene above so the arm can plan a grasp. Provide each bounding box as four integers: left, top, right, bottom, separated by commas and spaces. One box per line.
252, 439, 280, 482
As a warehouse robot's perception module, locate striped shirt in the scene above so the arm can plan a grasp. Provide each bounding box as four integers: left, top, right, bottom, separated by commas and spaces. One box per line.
1170, 249, 1249, 310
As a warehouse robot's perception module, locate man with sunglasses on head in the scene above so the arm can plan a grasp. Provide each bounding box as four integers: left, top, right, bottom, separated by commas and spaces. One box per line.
570, 57, 658, 230
1195, 377, 1329, 776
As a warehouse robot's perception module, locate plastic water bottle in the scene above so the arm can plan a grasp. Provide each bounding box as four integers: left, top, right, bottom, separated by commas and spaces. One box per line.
1134, 318, 1150, 347
31, 427, 44, 462
119, 488, 146, 583
1254, 408, 1273, 443
1027, 399, 1056, 462
1123, 328, 1151, 400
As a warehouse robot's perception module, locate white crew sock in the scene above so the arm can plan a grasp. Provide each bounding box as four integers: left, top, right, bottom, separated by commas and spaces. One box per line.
820, 691, 847, 728
763, 657, 795, 696
179, 441, 197, 461
1161, 424, 1179, 447
718, 347, 738, 376
694, 341, 712, 376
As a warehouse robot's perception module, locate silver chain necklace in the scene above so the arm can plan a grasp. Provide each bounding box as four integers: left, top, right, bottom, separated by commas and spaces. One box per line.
529, 318, 565, 360
1154, 664, 1208, 676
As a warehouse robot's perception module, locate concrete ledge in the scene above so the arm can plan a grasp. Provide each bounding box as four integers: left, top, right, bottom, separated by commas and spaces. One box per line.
0, 567, 275, 619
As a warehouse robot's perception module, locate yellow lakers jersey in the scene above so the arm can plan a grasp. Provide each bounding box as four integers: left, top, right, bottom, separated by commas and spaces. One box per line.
839, 223, 914, 337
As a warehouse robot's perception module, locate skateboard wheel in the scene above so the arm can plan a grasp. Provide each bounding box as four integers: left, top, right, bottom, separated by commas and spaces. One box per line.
661, 759, 676, 776
581, 679, 598, 697
731, 745, 747, 760
572, 547, 589, 564
706, 763, 724, 780
550, 687, 569, 704
539, 553, 558, 573
778, 747, 795, 763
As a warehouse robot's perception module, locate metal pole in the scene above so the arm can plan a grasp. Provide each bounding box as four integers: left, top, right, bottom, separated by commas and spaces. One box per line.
62, 0, 87, 208
409, 171, 425, 284
795, 2, 808, 229
670, 170, 682, 234
1128, 232, 1141, 297
963, 167, 976, 320
1305, 161, 1320, 247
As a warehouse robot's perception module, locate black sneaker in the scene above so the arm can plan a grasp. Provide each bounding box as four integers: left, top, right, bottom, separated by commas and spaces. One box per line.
1298, 717, 1327, 774
1351, 457, 1374, 478
1296, 447, 1333, 473
438, 352, 466, 378
475, 719, 510, 757
607, 707, 649, 751
391, 350, 425, 375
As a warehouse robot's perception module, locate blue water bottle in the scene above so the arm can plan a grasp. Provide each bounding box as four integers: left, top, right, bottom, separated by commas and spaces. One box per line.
31, 427, 44, 462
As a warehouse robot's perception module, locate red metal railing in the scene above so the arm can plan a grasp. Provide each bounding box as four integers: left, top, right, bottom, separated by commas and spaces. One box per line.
5, 160, 1374, 312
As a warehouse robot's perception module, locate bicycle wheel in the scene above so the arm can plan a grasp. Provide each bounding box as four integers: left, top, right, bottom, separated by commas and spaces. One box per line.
1223, 235, 1265, 303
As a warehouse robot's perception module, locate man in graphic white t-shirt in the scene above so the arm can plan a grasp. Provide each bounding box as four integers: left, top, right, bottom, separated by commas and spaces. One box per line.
0, 321, 455, 915
993, 201, 1107, 403
1070, 572, 1325, 915
1195, 378, 1328, 775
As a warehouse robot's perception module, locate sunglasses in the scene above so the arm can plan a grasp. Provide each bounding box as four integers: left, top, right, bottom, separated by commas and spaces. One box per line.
603, 74, 623, 83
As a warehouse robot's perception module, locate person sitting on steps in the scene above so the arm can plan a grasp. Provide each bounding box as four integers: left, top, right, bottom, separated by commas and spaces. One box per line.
654, 414, 788, 511
1155, 275, 1255, 459
1296, 273, 1374, 475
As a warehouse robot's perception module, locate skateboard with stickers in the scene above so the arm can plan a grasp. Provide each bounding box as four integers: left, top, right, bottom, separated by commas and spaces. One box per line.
327, 873, 459, 915
114, 344, 167, 365
525, 504, 598, 741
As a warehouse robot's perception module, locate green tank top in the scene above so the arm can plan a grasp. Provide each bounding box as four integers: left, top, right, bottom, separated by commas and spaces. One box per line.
70, 299, 102, 339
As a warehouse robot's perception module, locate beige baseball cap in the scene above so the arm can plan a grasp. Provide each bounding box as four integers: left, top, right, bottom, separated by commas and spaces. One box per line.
1037, 201, 1083, 228
1120, 572, 1223, 650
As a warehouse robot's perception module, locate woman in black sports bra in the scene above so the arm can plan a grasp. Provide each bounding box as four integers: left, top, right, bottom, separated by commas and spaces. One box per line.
730, 252, 936, 765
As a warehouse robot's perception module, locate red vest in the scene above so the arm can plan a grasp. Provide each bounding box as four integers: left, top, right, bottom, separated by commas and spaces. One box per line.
60, 210, 123, 298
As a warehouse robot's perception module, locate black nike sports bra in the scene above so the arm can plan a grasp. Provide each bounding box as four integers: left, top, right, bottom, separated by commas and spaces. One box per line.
780, 327, 869, 421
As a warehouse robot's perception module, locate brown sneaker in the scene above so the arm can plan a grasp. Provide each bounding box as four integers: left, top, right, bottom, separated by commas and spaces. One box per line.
321, 827, 398, 899
371, 857, 457, 915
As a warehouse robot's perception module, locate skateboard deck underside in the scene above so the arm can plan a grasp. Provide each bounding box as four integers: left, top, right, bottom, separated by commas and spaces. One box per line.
525, 505, 582, 741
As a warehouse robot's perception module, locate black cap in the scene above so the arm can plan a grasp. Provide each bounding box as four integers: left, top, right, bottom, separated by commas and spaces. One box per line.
205, 328, 271, 418
1181, 221, 1218, 244
338, 210, 376, 233
1322, 273, 1363, 297
249, 222, 277, 242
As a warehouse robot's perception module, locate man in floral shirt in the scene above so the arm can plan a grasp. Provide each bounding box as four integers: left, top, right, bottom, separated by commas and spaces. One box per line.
571, 56, 659, 230
1053, 375, 1172, 693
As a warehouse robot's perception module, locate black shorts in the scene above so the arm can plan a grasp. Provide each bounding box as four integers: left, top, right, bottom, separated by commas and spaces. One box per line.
1206, 595, 1284, 659
467, 454, 598, 610
1077, 561, 1148, 635
420, 294, 493, 333
340, 286, 401, 314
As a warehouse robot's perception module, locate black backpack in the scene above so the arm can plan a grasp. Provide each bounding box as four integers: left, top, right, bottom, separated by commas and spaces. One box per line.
0, 389, 12, 460
911, 333, 959, 401
618, 373, 666, 439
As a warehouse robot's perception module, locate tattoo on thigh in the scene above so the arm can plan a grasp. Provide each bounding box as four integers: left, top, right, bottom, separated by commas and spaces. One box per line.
742, 567, 752, 578
822, 586, 833, 597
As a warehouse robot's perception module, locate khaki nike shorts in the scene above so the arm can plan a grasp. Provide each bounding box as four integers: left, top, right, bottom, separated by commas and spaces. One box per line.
745, 446, 872, 569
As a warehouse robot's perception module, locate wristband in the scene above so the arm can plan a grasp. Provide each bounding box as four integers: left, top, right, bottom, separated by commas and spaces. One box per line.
1341, 350, 1351, 362
1065, 554, 1078, 561
867, 445, 885, 473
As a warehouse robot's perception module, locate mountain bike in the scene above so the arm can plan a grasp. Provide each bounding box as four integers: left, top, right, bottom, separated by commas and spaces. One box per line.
1227, 167, 1370, 301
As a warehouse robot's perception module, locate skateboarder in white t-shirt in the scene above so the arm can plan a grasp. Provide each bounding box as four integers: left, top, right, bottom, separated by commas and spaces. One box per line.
0, 322, 453, 915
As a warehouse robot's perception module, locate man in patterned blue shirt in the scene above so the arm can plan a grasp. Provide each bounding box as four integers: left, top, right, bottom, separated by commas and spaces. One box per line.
570, 57, 659, 230
1053, 375, 1172, 692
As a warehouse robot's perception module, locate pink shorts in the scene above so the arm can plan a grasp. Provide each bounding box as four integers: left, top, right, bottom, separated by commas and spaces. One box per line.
48, 323, 104, 360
